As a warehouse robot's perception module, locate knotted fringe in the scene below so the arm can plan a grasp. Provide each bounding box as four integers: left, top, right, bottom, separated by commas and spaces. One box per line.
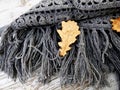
0, 25, 61, 83
60, 27, 120, 89
60, 28, 110, 89
0, 24, 120, 89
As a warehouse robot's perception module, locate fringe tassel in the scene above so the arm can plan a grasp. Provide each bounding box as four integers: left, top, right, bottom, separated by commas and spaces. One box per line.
60, 28, 110, 89
0, 25, 61, 83
0, 24, 120, 89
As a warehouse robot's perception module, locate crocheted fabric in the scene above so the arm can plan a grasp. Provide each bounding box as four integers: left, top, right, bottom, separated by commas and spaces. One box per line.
0, 0, 120, 89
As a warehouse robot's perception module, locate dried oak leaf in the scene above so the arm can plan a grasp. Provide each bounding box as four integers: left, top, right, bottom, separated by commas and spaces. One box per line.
57, 20, 80, 56
111, 17, 120, 32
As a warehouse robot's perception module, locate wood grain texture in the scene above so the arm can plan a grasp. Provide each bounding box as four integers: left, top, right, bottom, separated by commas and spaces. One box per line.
0, 0, 119, 90
0, 72, 119, 90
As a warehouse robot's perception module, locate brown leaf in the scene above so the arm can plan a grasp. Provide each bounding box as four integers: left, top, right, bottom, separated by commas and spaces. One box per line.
57, 20, 80, 56
111, 17, 120, 32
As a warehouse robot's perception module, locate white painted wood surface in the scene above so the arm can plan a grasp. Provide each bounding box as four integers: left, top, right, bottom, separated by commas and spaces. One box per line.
0, 0, 119, 90
0, 72, 119, 90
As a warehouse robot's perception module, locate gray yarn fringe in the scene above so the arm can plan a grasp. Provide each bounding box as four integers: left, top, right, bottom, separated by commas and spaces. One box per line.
60, 28, 110, 88
0, 25, 61, 83
0, 23, 120, 89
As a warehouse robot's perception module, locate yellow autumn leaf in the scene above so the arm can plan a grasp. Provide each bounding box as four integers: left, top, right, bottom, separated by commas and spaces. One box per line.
57, 20, 80, 56
111, 17, 120, 32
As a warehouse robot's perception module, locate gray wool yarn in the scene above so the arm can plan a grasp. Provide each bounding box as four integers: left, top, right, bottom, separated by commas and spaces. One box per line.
11, 0, 120, 29
0, 0, 120, 89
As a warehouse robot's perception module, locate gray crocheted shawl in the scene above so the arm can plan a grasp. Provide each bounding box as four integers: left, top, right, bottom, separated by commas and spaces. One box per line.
11, 0, 120, 30
0, 0, 120, 89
